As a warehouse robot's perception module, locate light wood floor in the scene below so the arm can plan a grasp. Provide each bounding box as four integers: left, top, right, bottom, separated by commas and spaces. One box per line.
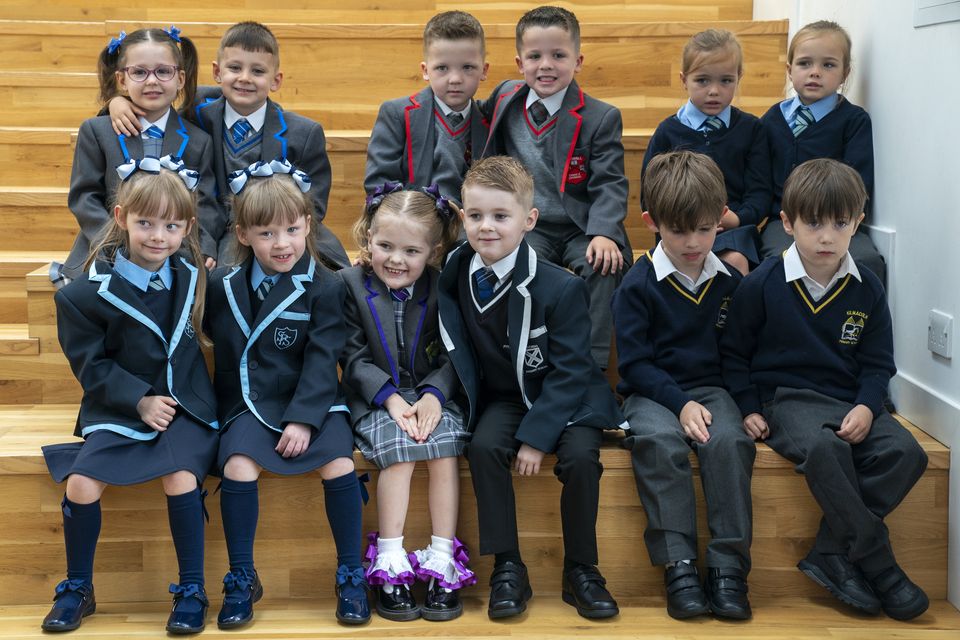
1, 596, 958, 639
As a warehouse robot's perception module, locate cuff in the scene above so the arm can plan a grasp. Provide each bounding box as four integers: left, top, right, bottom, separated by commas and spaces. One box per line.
418, 386, 446, 405
373, 382, 399, 407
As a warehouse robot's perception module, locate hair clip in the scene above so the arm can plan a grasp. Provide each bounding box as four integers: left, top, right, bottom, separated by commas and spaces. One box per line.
227, 157, 311, 195
421, 183, 456, 220
115, 154, 200, 191
364, 181, 403, 212
163, 25, 181, 43
107, 31, 126, 55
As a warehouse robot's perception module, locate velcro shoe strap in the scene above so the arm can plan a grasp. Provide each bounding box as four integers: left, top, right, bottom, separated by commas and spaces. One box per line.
570, 568, 606, 590
713, 573, 748, 593
665, 566, 701, 594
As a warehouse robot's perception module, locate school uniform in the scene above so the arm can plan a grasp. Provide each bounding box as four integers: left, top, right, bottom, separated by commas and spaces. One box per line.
643, 103, 772, 264
43, 255, 219, 485
65, 109, 219, 278
759, 95, 885, 281
337, 265, 467, 469
480, 79, 631, 365
612, 248, 754, 571
193, 91, 349, 268
364, 86, 489, 203
207, 251, 353, 474
437, 239, 626, 563
719, 249, 927, 574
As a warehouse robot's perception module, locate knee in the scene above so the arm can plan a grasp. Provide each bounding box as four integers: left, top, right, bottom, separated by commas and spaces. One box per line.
700, 426, 755, 464
65, 474, 106, 503
466, 434, 511, 468
223, 455, 262, 482
555, 444, 601, 480
319, 456, 355, 480
890, 436, 928, 478
161, 470, 198, 495
719, 251, 749, 276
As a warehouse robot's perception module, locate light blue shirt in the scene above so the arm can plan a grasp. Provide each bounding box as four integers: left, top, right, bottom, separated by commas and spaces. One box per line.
114, 253, 173, 292
779, 93, 839, 128
250, 260, 279, 291
677, 99, 731, 131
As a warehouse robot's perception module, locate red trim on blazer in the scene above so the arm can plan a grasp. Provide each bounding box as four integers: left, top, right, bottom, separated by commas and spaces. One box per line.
484, 83, 525, 151
433, 108, 471, 136
522, 105, 558, 136
559, 87, 585, 193
403, 92, 422, 184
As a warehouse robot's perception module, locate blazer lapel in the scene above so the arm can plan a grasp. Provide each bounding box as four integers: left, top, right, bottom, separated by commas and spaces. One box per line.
162, 108, 190, 159
363, 275, 400, 384
196, 97, 229, 197
482, 82, 526, 156
508, 241, 537, 409
260, 99, 286, 161
405, 272, 431, 375
407, 87, 435, 185
223, 261, 253, 339
247, 252, 314, 348
167, 256, 198, 356
468, 100, 489, 166
554, 81, 585, 193
89, 261, 167, 345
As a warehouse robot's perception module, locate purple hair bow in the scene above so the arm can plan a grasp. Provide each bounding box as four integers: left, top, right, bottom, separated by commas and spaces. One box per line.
365, 181, 403, 211
421, 183, 456, 219
107, 31, 126, 55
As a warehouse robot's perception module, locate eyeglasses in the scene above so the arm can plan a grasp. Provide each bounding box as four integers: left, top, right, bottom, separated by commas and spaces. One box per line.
121, 65, 180, 83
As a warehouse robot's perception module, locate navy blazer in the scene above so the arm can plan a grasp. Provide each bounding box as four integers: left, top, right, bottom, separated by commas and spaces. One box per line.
55, 256, 218, 439
207, 252, 348, 432
437, 240, 627, 452
337, 265, 460, 423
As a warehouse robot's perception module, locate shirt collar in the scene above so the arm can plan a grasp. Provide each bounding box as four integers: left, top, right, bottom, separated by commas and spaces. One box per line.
780, 93, 839, 124
526, 87, 568, 117
469, 245, 520, 283
651, 242, 730, 292
114, 253, 173, 292
676, 99, 731, 130
250, 259, 279, 290
138, 109, 171, 137
225, 101, 267, 132
783, 243, 861, 298
434, 96, 470, 120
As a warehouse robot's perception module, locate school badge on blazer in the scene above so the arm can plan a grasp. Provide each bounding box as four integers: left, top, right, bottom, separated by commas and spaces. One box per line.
566, 155, 588, 185
524, 345, 545, 372
840, 312, 866, 345
275, 327, 298, 350
716, 297, 731, 329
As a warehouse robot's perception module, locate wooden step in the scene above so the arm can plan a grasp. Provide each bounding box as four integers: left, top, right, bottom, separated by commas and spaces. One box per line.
0, 324, 38, 355
0, 251, 65, 325
0, 404, 948, 607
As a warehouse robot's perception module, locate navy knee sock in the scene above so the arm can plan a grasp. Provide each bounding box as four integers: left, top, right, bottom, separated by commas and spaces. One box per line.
63, 496, 101, 584
220, 478, 259, 573
167, 488, 206, 586
322, 472, 362, 568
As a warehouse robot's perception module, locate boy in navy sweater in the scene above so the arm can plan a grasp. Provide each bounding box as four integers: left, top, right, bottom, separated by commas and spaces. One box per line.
720, 158, 928, 621
613, 151, 754, 620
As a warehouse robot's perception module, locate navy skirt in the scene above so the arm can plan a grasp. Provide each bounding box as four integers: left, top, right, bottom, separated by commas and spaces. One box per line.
216, 410, 354, 476
42, 413, 219, 486
712, 224, 760, 266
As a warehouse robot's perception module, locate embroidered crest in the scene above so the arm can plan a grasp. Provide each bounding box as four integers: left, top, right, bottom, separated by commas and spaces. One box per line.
524, 345, 544, 370
184, 321, 195, 339
566, 155, 588, 185
425, 339, 442, 366
274, 327, 298, 350
839, 313, 866, 345
716, 297, 731, 328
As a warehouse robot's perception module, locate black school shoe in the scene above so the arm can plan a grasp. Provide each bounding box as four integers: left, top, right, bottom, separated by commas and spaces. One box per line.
798, 549, 881, 614
41, 579, 96, 632
217, 568, 263, 629
421, 579, 463, 621
866, 564, 929, 621
166, 583, 209, 634
704, 567, 751, 620
488, 561, 533, 619
561, 565, 619, 619
663, 563, 709, 619
375, 583, 420, 621
335, 565, 371, 624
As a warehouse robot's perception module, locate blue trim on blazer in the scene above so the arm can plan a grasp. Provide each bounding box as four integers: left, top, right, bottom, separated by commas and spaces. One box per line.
223, 267, 251, 338
273, 105, 288, 158
195, 97, 219, 134
172, 111, 190, 158
81, 423, 158, 440
90, 263, 166, 343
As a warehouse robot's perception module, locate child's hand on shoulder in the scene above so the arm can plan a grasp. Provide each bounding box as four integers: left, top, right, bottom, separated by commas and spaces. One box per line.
204, 256, 217, 270
743, 412, 769, 440
276, 422, 312, 458
137, 395, 178, 431
404, 393, 441, 443
719, 208, 740, 231
679, 401, 712, 443
108, 96, 146, 137
585, 235, 624, 276
514, 443, 545, 476
837, 404, 873, 444
385, 393, 419, 439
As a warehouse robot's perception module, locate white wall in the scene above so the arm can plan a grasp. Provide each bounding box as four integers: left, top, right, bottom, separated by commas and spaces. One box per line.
755, 0, 960, 607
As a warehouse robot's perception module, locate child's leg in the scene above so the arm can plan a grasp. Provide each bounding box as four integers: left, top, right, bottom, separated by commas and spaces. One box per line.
318, 456, 362, 568
161, 471, 204, 586
716, 250, 749, 276
426, 456, 458, 539
221, 455, 262, 572
63, 474, 107, 583
376, 461, 415, 538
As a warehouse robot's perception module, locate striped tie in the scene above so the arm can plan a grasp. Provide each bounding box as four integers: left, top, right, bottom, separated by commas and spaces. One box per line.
702, 115, 725, 132
529, 100, 549, 127
231, 118, 251, 145
145, 125, 164, 139
792, 105, 815, 137
447, 112, 464, 127
148, 273, 165, 291
256, 277, 273, 301
473, 267, 497, 304
390, 289, 408, 360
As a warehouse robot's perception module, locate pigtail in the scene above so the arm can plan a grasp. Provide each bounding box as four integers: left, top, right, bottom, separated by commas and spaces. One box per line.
175, 34, 199, 113
179, 219, 211, 346
96, 32, 126, 106
354, 181, 403, 267
420, 183, 463, 265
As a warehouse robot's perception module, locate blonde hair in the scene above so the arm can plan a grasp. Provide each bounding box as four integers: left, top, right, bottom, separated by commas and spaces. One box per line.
682, 28, 743, 77
781, 158, 866, 226
87, 170, 208, 344
462, 156, 535, 211
643, 151, 727, 231
788, 20, 852, 79
353, 190, 462, 269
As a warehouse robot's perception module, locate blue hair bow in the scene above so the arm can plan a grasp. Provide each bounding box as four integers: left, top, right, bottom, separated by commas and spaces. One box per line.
421, 183, 456, 219
115, 154, 200, 192
364, 181, 403, 211
163, 25, 181, 43
107, 31, 126, 55
227, 157, 311, 195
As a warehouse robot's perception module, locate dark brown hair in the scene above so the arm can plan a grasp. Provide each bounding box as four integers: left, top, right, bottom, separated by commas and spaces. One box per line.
423, 11, 485, 57
782, 158, 866, 225
219, 21, 280, 64
643, 151, 727, 232
97, 28, 198, 112
515, 6, 580, 53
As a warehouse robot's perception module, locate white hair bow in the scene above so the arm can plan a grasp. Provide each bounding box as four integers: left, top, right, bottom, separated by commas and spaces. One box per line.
114, 155, 200, 192
226, 157, 312, 195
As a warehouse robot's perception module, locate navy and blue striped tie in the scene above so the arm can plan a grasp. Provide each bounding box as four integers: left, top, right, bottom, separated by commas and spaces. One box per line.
148, 273, 165, 291
231, 118, 251, 145
702, 115, 725, 132
473, 267, 497, 304
145, 125, 164, 139
792, 105, 815, 137
256, 277, 273, 301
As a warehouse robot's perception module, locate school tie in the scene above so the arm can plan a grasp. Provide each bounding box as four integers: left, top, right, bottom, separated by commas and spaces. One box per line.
143, 125, 164, 157
231, 118, 252, 145
447, 112, 465, 127
255, 277, 273, 301
473, 267, 497, 304
529, 100, 549, 127
792, 105, 815, 137
390, 289, 408, 362
148, 273, 165, 291
145, 125, 164, 139
701, 115, 725, 132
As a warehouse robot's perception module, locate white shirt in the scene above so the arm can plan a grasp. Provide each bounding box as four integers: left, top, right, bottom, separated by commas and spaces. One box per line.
469, 245, 520, 292
651, 243, 730, 293
224, 101, 267, 133
783, 243, 861, 301
525, 87, 568, 117
138, 109, 171, 137
434, 96, 470, 121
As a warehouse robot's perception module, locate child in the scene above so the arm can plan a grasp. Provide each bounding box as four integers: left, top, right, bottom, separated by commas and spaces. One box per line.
110, 21, 349, 269
479, 6, 631, 367
613, 151, 754, 620
438, 156, 626, 620
206, 164, 368, 627
63, 27, 219, 284
41, 165, 219, 633
339, 184, 474, 621
365, 11, 490, 206
759, 21, 885, 283
721, 158, 929, 621
642, 29, 771, 275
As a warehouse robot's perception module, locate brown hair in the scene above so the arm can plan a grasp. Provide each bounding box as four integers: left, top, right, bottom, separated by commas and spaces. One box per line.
781, 158, 866, 226
87, 170, 208, 344
682, 28, 743, 77
515, 6, 580, 53
423, 11, 485, 57
230, 176, 321, 267
218, 21, 280, 65
788, 20, 852, 79
353, 190, 462, 269
98, 27, 198, 112
462, 155, 535, 211
643, 151, 727, 232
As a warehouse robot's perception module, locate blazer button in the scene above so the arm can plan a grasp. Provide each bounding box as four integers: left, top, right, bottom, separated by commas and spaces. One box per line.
250, 391, 259, 401
249, 360, 259, 370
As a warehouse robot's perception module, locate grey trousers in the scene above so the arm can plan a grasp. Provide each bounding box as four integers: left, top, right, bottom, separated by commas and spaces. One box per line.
623, 387, 755, 571
763, 387, 927, 573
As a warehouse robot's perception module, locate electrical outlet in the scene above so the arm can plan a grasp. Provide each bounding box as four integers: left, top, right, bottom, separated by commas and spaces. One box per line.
927, 310, 953, 358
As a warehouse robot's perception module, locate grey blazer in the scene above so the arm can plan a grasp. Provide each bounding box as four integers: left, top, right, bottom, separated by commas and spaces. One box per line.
66, 108, 219, 277
336, 265, 460, 424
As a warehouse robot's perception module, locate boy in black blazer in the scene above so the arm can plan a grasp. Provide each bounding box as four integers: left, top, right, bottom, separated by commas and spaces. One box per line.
437, 156, 626, 620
